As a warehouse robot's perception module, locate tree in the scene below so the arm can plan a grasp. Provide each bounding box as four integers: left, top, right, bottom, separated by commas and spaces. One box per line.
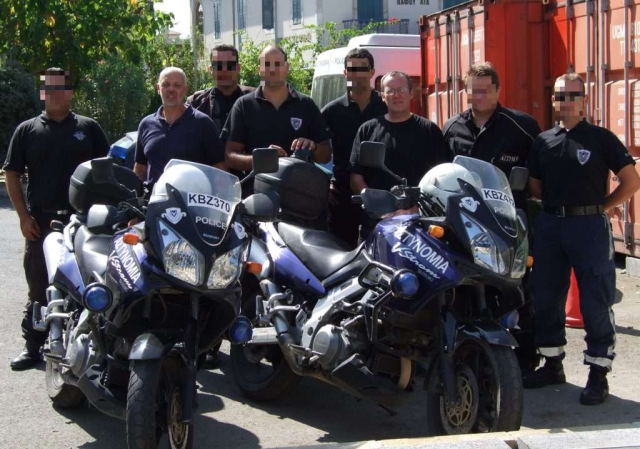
0, 0, 173, 86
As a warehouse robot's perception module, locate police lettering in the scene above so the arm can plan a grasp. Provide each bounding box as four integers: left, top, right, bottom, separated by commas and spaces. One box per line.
396, 230, 450, 274
114, 238, 141, 284
195, 216, 227, 229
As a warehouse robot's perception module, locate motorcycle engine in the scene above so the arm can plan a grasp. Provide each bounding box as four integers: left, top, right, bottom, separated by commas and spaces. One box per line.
67, 333, 98, 377
311, 324, 368, 370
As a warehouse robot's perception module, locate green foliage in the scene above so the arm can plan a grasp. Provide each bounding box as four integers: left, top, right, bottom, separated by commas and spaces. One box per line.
73, 55, 149, 143
0, 60, 40, 163
0, 0, 173, 86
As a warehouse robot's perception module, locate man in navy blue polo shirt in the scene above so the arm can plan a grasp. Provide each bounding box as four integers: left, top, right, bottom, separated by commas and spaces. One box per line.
134, 67, 226, 184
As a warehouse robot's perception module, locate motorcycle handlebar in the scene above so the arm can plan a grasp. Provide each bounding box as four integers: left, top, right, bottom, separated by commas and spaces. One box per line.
351, 195, 363, 205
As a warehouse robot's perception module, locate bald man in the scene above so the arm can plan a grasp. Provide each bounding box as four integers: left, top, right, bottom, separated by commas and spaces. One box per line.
222, 45, 331, 194
134, 66, 227, 184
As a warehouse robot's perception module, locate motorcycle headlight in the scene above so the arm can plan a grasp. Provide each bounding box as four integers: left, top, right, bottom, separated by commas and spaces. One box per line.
207, 243, 247, 289
163, 239, 204, 286
461, 212, 507, 275
511, 239, 529, 279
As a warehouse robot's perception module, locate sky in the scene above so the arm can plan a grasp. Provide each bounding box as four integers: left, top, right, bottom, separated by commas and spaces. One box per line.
155, 0, 191, 38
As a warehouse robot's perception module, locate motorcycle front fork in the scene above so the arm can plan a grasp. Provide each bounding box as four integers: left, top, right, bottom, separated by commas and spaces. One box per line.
180, 293, 200, 423
437, 293, 460, 406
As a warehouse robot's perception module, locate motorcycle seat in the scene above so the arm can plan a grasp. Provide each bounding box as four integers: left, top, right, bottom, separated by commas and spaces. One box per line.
276, 222, 361, 280
74, 225, 112, 284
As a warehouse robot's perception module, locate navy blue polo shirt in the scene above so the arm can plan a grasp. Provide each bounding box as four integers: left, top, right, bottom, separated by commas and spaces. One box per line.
528, 120, 636, 208
134, 105, 224, 183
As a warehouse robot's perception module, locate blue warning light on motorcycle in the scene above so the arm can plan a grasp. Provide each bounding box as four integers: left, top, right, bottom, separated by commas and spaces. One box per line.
83, 284, 113, 313
391, 270, 420, 299
229, 316, 253, 344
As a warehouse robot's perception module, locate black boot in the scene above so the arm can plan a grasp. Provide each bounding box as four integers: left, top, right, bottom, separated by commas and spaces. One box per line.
523, 357, 566, 389
10, 342, 42, 371
580, 367, 609, 405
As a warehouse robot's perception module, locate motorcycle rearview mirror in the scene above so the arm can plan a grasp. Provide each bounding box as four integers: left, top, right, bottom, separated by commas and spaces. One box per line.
509, 167, 529, 192
242, 192, 280, 221
241, 148, 280, 184
361, 188, 399, 219
91, 158, 118, 184
358, 141, 407, 186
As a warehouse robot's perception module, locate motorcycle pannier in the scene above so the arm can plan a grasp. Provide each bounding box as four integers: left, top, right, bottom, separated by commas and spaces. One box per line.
254, 157, 329, 222
69, 160, 142, 214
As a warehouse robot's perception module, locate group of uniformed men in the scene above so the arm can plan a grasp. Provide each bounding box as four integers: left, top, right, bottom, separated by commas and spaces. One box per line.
4, 43, 640, 408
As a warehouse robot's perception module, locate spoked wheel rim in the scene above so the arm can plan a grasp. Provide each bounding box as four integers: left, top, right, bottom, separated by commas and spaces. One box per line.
167, 385, 189, 449
439, 364, 479, 435
49, 361, 66, 389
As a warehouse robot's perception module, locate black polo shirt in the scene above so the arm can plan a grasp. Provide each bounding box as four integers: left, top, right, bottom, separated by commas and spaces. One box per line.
321, 89, 387, 190
349, 114, 452, 192
3, 112, 109, 210
188, 85, 253, 133
442, 104, 541, 177
221, 85, 330, 155
134, 105, 224, 184
528, 120, 636, 208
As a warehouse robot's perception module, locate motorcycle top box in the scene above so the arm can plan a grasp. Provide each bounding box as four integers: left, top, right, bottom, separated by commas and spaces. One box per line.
69, 160, 142, 214
254, 156, 329, 222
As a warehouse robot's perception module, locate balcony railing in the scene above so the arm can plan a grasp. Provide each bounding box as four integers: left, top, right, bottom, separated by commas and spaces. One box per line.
341, 19, 410, 35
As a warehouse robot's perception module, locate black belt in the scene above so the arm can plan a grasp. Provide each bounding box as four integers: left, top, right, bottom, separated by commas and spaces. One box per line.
544, 205, 604, 217
29, 207, 70, 216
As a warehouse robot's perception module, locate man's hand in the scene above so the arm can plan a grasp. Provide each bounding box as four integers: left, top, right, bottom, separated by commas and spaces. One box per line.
268, 144, 288, 157
291, 138, 316, 152
382, 206, 419, 219
20, 215, 41, 241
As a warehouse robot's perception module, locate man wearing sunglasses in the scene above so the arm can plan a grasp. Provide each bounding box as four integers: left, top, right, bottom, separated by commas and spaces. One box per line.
3, 68, 110, 370
525, 73, 640, 405
349, 71, 452, 242
321, 48, 387, 248
187, 44, 254, 134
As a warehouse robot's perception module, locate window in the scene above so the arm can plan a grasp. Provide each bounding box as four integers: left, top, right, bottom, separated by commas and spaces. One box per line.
292, 0, 302, 25
357, 0, 383, 22
214, 1, 221, 40
237, 0, 246, 30
262, 0, 274, 30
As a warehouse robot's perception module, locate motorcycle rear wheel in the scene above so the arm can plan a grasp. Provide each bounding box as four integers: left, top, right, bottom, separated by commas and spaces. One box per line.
45, 360, 85, 408
426, 341, 523, 435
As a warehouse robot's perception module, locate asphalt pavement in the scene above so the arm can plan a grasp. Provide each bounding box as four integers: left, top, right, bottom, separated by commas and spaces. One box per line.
0, 197, 638, 449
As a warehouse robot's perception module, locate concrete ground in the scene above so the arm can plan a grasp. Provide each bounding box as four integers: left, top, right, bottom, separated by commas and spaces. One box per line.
0, 197, 638, 448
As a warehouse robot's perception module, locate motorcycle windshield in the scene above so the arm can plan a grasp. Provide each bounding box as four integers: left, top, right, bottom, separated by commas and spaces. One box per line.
453, 156, 518, 237
150, 159, 242, 245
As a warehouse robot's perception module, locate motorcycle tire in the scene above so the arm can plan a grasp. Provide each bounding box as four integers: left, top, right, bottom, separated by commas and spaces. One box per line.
230, 289, 300, 402
426, 341, 523, 435
126, 359, 193, 449
45, 360, 85, 408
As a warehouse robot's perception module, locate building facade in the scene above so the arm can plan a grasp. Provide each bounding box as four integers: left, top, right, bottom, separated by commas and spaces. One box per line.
191, 0, 442, 65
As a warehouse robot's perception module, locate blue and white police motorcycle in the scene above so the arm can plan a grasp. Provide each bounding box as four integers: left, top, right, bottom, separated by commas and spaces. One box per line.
35, 151, 280, 449
230, 142, 529, 435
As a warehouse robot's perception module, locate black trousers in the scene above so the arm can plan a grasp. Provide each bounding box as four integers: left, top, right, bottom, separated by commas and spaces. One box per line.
328, 187, 361, 249
532, 211, 616, 371
20, 212, 69, 346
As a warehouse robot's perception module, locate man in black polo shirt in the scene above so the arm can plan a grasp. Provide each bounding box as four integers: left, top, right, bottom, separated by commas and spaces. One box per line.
187, 44, 254, 133
134, 67, 226, 184
3, 68, 109, 370
222, 44, 331, 194
321, 48, 387, 248
442, 62, 541, 207
350, 71, 452, 241
524, 73, 640, 405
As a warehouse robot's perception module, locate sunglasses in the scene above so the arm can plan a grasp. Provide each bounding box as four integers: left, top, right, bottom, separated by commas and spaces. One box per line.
384, 86, 409, 95
554, 91, 584, 101
346, 66, 371, 72
211, 61, 238, 71
41, 85, 71, 91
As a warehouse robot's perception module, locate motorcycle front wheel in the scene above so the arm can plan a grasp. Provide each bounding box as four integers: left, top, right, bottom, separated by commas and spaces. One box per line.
426, 340, 523, 435
126, 357, 193, 449
45, 360, 85, 408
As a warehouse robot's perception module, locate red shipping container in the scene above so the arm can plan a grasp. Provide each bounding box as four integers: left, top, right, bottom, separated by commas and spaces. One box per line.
419, 0, 640, 257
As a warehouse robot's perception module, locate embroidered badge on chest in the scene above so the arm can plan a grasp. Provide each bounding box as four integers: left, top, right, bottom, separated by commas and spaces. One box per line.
291, 117, 302, 131
577, 149, 591, 165
73, 131, 86, 141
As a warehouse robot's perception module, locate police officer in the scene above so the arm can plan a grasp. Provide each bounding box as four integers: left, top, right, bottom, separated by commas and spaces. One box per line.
222, 44, 331, 194
134, 67, 226, 184
4, 68, 110, 370
525, 73, 640, 405
350, 71, 452, 241
442, 62, 541, 207
187, 44, 254, 133
321, 48, 387, 248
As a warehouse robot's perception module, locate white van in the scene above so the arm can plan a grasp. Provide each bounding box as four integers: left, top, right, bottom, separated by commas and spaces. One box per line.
311, 34, 421, 111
